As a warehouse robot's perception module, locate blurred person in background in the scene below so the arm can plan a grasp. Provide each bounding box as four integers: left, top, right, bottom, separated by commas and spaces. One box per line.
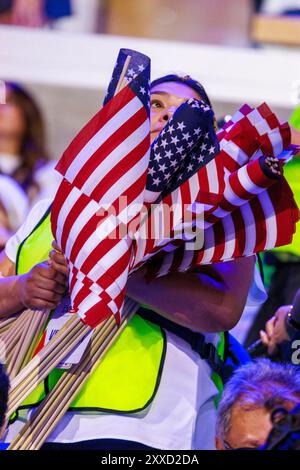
215, 359, 300, 450
0, 0, 71, 27
0, 174, 28, 249
0, 82, 57, 204
259, 287, 300, 361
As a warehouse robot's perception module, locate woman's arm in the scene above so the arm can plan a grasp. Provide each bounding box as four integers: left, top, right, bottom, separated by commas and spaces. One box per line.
126, 256, 255, 333
0, 250, 67, 318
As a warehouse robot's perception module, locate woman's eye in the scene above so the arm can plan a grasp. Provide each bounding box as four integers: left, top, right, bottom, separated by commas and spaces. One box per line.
150, 99, 163, 109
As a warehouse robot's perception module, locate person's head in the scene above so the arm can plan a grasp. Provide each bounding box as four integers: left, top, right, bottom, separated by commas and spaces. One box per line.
216, 359, 300, 450
150, 74, 214, 143
0, 363, 9, 431
0, 82, 48, 179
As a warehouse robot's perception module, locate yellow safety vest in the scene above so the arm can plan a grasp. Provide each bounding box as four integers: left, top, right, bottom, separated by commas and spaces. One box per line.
15, 205, 166, 413
13, 205, 226, 419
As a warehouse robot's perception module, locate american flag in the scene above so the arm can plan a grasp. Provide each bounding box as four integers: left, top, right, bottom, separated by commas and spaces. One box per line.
145, 98, 218, 203
51, 49, 151, 328
144, 103, 299, 277
130, 97, 219, 268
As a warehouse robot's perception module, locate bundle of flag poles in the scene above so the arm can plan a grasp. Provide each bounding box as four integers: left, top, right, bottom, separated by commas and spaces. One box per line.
0, 310, 49, 379
8, 298, 139, 450
1, 48, 299, 450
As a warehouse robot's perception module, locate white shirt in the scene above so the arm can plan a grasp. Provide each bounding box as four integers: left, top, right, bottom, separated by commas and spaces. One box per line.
0, 153, 21, 176
4, 199, 221, 450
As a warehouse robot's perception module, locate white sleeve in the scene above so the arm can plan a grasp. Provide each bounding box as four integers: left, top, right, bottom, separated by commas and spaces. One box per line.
5, 199, 52, 263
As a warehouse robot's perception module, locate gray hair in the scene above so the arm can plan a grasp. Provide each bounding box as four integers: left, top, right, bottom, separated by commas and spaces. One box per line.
216, 359, 300, 441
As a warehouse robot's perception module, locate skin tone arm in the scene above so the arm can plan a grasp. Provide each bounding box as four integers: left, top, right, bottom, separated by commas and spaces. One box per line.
0, 248, 67, 318
126, 255, 255, 333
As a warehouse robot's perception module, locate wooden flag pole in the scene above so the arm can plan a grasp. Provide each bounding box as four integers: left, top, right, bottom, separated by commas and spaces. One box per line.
7, 316, 90, 415
114, 55, 131, 95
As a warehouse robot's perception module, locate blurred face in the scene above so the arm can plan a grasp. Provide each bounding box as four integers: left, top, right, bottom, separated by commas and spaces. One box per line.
150, 81, 200, 143
0, 89, 26, 142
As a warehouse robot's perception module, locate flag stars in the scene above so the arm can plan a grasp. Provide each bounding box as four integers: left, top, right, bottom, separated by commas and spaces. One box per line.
165, 149, 173, 159
182, 132, 191, 141
154, 153, 162, 162
159, 163, 167, 173
193, 127, 201, 136
176, 146, 184, 155
127, 68, 135, 77
140, 87, 146, 95
161, 139, 168, 149
187, 163, 194, 172
177, 121, 186, 131
171, 135, 179, 145
198, 155, 205, 163
204, 132, 210, 140
170, 159, 178, 168
153, 177, 161, 186
138, 64, 145, 72
208, 145, 215, 154
168, 124, 175, 134
148, 167, 156, 176
200, 143, 207, 152
187, 141, 194, 149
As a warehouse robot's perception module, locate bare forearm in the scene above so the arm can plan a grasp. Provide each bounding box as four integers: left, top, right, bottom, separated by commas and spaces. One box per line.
127, 257, 255, 333
0, 276, 24, 318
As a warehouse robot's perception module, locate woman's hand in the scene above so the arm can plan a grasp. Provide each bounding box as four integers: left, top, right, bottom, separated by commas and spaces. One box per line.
48, 241, 70, 278
260, 305, 291, 355
16, 260, 68, 311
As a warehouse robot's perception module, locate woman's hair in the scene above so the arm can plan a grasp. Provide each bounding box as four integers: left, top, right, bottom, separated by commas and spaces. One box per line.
150, 74, 213, 110
5, 82, 48, 190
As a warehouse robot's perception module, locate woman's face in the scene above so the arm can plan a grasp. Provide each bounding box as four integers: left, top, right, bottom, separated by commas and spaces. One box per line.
0, 89, 26, 142
150, 81, 200, 143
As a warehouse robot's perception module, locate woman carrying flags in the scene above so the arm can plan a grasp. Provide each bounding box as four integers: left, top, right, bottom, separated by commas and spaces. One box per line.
0, 55, 298, 449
